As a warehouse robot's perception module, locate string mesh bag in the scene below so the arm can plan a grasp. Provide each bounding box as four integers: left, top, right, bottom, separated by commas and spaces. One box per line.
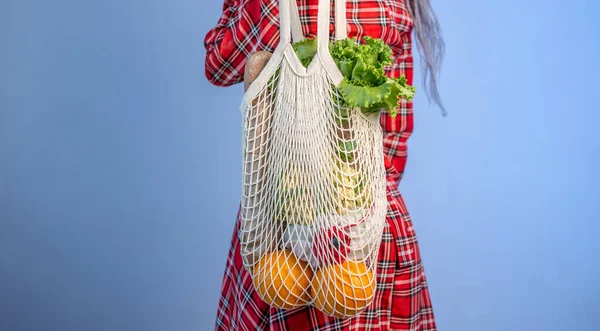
238, 0, 387, 318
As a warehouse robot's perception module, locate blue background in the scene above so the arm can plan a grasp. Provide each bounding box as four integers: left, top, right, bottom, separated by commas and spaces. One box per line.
1, 0, 599, 330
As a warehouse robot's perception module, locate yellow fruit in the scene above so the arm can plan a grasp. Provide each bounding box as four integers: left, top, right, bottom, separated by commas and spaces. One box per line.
311, 260, 376, 318
253, 250, 313, 309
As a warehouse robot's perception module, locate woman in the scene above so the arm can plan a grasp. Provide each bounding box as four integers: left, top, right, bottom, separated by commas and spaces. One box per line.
204, 0, 445, 329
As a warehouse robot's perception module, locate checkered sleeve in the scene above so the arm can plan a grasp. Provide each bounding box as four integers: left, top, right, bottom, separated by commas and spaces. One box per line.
380, 32, 414, 183
204, 0, 281, 86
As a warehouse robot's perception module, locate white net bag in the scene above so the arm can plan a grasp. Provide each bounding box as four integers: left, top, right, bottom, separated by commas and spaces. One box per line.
239, 0, 387, 318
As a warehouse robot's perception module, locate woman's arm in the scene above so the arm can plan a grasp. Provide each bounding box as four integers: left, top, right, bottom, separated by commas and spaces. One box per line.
204, 0, 280, 86
382, 32, 414, 180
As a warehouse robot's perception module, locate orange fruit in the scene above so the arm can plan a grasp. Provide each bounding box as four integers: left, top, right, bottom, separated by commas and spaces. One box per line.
252, 250, 313, 309
311, 260, 376, 318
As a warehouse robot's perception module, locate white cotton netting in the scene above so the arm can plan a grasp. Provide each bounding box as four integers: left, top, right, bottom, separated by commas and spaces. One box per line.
238, 0, 387, 319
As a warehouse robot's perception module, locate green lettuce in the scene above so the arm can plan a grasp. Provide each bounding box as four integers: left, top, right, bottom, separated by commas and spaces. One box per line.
292, 36, 415, 117
291, 37, 318, 67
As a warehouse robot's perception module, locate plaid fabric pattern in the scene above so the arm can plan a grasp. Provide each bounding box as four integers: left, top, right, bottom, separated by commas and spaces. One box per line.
205, 0, 436, 329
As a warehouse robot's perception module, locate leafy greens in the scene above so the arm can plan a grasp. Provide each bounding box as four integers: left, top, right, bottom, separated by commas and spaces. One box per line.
291, 36, 416, 118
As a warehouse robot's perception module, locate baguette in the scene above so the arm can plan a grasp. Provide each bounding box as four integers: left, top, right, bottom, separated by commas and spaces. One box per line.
241, 51, 276, 267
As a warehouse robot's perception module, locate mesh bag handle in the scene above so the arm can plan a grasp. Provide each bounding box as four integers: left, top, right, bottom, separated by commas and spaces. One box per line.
286, 0, 347, 44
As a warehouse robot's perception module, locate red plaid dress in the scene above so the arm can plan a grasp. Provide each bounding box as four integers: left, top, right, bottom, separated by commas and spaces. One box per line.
204, 0, 437, 329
